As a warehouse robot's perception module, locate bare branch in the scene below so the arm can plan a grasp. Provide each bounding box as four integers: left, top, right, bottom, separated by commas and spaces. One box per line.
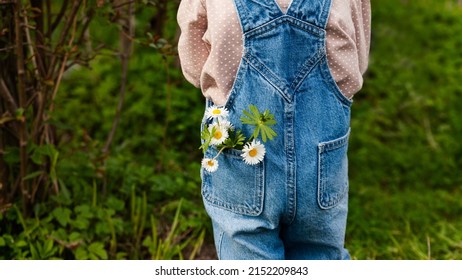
48, 0, 69, 36
64, 55, 94, 70
102, 0, 134, 154
49, 9, 79, 110
28, 0, 47, 77
14, 0, 30, 213
0, 78, 18, 113
46, 0, 82, 79
47, 234, 83, 250
22, 10, 42, 83
0, 45, 16, 52
46, 0, 51, 36
112, 0, 135, 9
0, 105, 7, 197
76, 8, 94, 47
23, 5, 47, 142
0, 42, 42, 53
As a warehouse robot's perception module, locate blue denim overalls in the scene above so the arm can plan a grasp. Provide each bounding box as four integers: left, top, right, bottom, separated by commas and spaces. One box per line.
201, 0, 352, 259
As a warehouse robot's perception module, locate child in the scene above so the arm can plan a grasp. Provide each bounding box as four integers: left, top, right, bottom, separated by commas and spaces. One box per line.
177, 0, 370, 260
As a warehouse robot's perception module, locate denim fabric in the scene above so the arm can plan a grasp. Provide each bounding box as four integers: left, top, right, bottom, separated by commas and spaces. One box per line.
200, 0, 352, 260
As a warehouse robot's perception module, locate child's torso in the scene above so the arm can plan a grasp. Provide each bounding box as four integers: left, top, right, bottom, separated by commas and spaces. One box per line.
177, 0, 370, 105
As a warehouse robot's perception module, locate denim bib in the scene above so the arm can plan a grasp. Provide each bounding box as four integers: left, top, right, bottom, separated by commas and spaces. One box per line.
201, 0, 352, 260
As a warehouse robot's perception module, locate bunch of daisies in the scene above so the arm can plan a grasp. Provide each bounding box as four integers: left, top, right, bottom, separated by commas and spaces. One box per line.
200, 104, 277, 173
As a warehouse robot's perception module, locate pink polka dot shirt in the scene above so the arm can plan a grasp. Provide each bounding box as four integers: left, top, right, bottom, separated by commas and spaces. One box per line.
177, 0, 371, 105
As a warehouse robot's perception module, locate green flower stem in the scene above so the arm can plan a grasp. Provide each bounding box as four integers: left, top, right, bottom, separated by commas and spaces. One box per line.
212, 146, 227, 161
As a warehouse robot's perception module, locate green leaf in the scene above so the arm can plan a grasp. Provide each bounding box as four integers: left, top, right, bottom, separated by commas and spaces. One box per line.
15, 108, 25, 117
75, 247, 87, 260
30, 243, 40, 259
116, 252, 127, 260
0, 237, 5, 247
221, 129, 246, 150
261, 129, 267, 142
105, 196, 125, 211
249, 104, 260, 117
71, 217, 89, 230
30, 144, 59, 165
3, 147, 20, 164
142, 236, 153, 247
199, 126, 213, 153
242, 110, 256, 121
265, 119, 277, 126
88, 242, 108, 260
95, 221, 110, 235
44, 239, 54, 255
22, 171, 44, 181
69, 232, 82, 242
52, 207, 72, 227
16, 240, 28, 247
240, 105, 278, 142
75, 204, 93, 219
261, 126, 277, 142
252, 127, 260, 140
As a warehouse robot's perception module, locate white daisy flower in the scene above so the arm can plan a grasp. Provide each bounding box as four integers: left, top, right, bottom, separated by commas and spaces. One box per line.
208, 123, 229, 146
219, 120, 234, 131
205, 106, 229, 120
241, 140, 266, 165
201, 158, 219, 172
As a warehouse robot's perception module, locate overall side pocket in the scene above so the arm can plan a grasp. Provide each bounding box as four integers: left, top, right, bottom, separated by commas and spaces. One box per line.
317, 128, 350, 210
201, 146, 265, 216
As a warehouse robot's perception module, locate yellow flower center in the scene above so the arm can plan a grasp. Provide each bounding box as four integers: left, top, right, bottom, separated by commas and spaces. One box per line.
213, 131, 222, 139
212, 109, 221, 115
207, 161, 214, 167
249, 148, 258, 157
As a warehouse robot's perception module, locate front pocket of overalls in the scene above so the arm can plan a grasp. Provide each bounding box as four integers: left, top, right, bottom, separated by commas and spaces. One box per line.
317, 128, 350, 210
201, 147, 265, 216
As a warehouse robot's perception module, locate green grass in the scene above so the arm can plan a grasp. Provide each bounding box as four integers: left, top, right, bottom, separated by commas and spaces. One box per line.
345, 0, 462, 259
347, 187, 462, 259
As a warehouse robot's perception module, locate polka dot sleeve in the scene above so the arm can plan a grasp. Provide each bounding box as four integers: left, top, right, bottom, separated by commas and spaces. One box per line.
326, 0, 371, 98
178, 0, 371, 105
177, 0, 210, 88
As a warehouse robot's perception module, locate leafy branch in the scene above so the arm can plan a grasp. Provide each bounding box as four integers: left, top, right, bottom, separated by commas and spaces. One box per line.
199, 125, 214, 154
240, 105, 277, 142
219, 129, 246, 151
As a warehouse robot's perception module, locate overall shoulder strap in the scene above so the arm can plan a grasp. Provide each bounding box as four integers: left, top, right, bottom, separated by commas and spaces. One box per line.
233, 0, 283, 33
286, 0, 332, 29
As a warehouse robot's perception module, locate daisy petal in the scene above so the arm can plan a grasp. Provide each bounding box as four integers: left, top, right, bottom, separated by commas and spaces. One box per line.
205, 105, 229, 120
208, 123, 229, 146
201, 158, 219, 172
241, 140, 266, 165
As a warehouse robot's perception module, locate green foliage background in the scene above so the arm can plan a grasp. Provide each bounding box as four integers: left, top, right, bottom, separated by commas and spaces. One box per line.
1, 0, 461, 259
347, 0, 462, 259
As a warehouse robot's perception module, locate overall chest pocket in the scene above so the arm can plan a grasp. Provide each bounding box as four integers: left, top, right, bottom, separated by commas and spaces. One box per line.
317, 128, 350, 210
201, 147, 265, 216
